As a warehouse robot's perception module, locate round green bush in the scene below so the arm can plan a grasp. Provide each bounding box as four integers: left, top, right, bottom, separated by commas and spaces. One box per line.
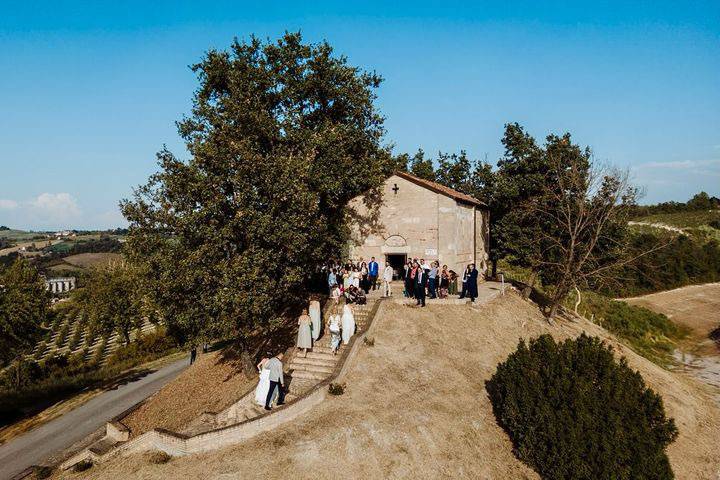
486, 333, 678, 480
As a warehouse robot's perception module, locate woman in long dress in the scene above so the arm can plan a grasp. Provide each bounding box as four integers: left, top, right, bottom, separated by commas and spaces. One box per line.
297, 309, 313, 357
343, 268, 352, 291
309, 300, 321, 341
341, 303, 355, 345
328, 307, 342, 354
254, 357, 273, 406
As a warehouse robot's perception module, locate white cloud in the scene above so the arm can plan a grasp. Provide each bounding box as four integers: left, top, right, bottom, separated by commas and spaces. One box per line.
634, 158, 720, 170
30, 192, 81, 217
0, 199, 18, 210
0, 193, 82, 230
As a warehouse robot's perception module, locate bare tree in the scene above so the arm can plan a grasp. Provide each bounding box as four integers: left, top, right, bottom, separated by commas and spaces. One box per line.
515, 154, 669, 318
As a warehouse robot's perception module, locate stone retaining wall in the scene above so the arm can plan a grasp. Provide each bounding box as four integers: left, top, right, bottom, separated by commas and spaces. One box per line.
61, 298, 387, 470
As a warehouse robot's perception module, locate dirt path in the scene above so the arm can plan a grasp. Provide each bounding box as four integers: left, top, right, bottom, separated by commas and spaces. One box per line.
627, 220, 687, 234
63, 293, 720, 480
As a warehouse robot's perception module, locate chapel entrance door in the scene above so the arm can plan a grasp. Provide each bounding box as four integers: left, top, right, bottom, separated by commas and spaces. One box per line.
385, 254, 407, 280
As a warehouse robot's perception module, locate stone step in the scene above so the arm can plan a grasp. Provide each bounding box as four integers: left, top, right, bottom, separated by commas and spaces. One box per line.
288, 378, 317, 395
310, 345, 339, 355
290, 369, 327, 381
304, 351, 341, 361
289, 363, 334, 375
288, 356, 337, 368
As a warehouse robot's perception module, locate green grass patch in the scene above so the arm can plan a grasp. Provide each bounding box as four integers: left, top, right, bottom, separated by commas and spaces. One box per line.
572, 292, 689, 364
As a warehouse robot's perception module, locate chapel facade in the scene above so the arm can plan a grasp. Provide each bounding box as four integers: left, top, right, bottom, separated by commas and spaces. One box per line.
348, 171, 490, 277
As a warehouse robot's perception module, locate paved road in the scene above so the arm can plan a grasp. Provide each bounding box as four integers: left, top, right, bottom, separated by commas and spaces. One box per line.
0, 357, 188, 479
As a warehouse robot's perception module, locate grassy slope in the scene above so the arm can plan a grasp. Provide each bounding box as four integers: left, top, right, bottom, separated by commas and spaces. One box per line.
60, 294, 720, 480
497, 259, 686, 363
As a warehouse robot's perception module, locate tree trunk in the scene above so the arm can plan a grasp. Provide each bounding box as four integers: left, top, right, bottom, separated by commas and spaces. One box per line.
491, 258, 498, 279
574, 286, 582, 315
236, 336, 257, 377
548, 302, 560, 319
15, 358, 23, 389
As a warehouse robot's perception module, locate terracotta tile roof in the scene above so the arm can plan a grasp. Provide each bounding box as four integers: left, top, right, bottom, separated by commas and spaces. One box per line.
394, 171, 488, 208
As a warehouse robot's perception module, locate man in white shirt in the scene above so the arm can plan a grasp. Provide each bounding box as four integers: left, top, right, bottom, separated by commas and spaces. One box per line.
383, 264, 394, 297
264, 353, 286, 410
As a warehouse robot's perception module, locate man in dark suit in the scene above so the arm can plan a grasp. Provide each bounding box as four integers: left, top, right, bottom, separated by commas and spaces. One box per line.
414, 262, 427, 307
467, 263, 479, 302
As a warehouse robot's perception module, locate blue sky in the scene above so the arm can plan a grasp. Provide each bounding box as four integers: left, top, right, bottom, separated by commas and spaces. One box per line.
1, 1, 719, 230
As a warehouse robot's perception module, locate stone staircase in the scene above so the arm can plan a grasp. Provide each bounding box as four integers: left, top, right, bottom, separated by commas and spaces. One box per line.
61, 288, 389, 471
287, 288, 380, 395
181, 287, 383, 435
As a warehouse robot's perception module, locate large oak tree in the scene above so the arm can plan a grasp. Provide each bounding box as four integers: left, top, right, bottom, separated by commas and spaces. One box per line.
121, 33, 389, 352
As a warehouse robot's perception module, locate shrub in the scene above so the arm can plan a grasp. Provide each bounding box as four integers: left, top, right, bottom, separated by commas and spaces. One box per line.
146, 450, 172, 464
67, 324, 83, 352
72, 459, 93, 472
486, 334, 678, 480
105, 329, 176, 369
92, 336, 108, 365
32, 465, 53, 479
328, 383, 346, 395
54, 321, 70, 348
363, 337, 375, 347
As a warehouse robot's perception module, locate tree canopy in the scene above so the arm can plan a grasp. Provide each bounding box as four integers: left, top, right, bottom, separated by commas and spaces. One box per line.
121, 32, 389, 349
73, 261, 143, 346
0, 259, 49, 366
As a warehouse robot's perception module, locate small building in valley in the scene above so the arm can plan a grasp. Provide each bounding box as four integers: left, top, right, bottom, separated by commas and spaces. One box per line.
348, 171, 490, 277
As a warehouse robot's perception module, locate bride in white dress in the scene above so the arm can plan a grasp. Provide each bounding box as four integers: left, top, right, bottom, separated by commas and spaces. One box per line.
309, 300, 321, 341
341, 303, 355, 345
254, 357, 274, 406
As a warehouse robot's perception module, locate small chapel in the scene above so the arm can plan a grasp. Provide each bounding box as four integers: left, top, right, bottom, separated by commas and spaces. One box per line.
348, 171, 490, 277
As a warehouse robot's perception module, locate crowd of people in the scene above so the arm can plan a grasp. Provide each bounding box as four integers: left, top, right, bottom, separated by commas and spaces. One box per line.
325, 256, 394, 302
402, 259, 479, 307
256, 256, 481, 410
255, 297, 356, 410
322, 256, 480, 307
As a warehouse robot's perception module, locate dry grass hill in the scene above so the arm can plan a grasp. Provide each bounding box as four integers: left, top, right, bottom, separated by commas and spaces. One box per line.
58, 291, 720, 480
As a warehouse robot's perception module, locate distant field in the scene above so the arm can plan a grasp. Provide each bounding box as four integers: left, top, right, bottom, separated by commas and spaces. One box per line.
633, 209, 720, 229
624, 283, 720, 355
0, 229, 51, 242
62, 252, 123, 268
0, 239, 63, 257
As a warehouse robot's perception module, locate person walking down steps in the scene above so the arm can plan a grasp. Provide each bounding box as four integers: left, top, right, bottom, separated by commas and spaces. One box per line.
297, 309, 313, 358
328, 307, 342, 355
341, 301, 356, 345
383, 263, 394, 297
309, 299, 321, 342
264, 353, 286, 411
254, 355, 273, 406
